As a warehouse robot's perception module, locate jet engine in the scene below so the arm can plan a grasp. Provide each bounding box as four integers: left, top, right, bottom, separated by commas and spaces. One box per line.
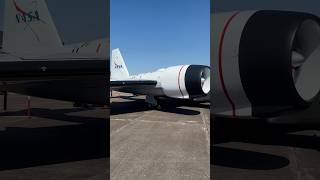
212, 10, 320, 117
137, 65, 210, 99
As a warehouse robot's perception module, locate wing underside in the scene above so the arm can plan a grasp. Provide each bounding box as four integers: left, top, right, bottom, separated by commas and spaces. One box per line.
0, 58, 109, 105
111, 80, 164, 96
111, 80, 157, 87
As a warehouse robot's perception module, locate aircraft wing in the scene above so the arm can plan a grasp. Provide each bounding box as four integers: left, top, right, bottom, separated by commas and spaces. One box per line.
0, 55, 109, 105
111, 80, 157, 87
0, 0, 109, 105
110, 80, 160, 96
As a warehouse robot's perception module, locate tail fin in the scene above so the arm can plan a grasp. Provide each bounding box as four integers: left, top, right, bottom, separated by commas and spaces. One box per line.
3, 0, 63, 55
111, 48, 130, 80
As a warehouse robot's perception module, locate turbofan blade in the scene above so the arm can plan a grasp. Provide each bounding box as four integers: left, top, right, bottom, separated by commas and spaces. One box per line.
292, 51, 305, 68
201, 77, 205, 85
294, 45, 320, 101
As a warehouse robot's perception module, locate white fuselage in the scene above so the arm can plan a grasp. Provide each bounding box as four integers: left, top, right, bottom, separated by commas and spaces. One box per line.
128, 65, 191, 99
7, 38, 109, 60
112, 64, 210, 100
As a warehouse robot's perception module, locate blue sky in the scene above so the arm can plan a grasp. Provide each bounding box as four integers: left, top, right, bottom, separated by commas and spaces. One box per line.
111, 0, 210, 74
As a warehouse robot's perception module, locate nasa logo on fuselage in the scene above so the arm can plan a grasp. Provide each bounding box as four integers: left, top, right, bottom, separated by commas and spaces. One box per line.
16, 10, 40, 23
14, 0, 43, 24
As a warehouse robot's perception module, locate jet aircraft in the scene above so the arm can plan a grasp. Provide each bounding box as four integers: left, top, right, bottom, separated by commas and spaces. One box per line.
0, 0, 109, 105
111, 48, 210, 107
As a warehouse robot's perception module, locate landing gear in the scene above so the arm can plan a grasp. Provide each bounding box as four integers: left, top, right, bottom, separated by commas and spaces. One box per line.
147, 104, 162, 110
146, 95, 161, 109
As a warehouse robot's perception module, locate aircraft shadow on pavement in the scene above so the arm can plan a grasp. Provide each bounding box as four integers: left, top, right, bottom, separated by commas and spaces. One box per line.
0, 108, 109, 171
111, 98, 150, 115
159, 106, 200, 115
111, 97, 204, 116
212, 118, 320, 150
158, 97, 210, 109
158, 98, 208, 115
211, 117, 320, 169
211, 146, 290, 170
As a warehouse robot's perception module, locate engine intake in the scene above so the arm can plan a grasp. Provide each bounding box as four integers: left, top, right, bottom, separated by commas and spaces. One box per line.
185, 65, 210, 98
239, 10, 320, 112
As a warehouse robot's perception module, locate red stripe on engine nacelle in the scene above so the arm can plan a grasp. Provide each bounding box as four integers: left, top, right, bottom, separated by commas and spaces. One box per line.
218, 12, 240, 117
178, 65, 185, 98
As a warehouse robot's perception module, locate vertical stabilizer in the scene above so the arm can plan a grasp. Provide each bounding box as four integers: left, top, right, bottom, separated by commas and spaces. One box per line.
3, 0, 63, 55
111, 48, 130, 80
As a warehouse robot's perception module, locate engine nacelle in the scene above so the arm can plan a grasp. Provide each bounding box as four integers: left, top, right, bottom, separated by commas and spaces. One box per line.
212, 10, 320, 117
135, 65, 210, 99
